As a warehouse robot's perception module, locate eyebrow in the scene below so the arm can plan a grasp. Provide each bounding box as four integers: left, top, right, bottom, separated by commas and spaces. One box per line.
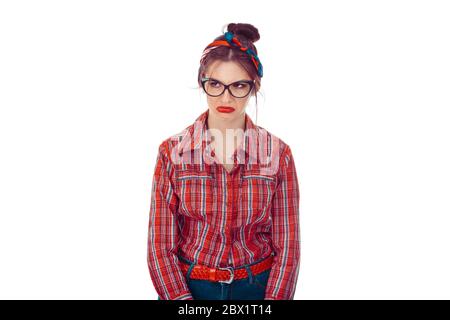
207, 77, 253, 83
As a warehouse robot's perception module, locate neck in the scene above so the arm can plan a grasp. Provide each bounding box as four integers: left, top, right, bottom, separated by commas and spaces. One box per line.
206, 112, 246, 134
206, 111, 246, 157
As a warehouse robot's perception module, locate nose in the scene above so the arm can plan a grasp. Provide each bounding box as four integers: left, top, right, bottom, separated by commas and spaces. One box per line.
221, 87, 234, 102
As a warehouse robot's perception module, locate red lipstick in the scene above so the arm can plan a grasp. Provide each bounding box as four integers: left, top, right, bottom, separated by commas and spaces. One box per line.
216, 106, 235, 113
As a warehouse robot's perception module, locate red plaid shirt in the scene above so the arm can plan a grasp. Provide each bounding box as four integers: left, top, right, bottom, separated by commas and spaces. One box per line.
147, 109, 300, 300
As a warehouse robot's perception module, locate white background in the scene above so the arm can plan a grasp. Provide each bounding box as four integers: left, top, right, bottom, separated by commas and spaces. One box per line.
1, 0, 449, 299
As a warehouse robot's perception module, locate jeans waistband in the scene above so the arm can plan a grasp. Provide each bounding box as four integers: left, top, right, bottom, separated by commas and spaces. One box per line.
178, 252, 274, 270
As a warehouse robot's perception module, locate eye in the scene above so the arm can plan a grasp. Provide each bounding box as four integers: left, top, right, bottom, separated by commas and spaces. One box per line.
210, 80, 221, 87
233, 82, 249, 88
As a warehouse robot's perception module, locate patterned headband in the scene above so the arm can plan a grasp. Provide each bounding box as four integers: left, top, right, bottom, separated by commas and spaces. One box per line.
200, 31, 263, 78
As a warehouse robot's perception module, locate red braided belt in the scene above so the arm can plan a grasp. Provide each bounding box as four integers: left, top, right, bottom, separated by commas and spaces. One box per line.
179, 255, 273, 283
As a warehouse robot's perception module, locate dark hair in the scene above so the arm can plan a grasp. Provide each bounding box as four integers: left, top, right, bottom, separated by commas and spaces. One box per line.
197, 23, 262, 106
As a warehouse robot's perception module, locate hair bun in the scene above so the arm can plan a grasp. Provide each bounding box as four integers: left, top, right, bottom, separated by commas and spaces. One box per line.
227, 23, 260, 43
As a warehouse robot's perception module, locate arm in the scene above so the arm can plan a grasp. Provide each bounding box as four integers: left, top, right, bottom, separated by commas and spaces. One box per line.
265, 145, 301, 300
147, 143, 193, 300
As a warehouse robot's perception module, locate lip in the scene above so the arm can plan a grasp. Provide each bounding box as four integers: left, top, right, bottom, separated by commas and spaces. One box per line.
216, 106, 235, 113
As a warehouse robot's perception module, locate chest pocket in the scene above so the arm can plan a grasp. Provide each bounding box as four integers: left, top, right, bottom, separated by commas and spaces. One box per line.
238, 170, 277, 225
175, 169, 215, 220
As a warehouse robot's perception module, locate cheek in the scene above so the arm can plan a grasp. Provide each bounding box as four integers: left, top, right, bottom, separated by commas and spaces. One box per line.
206, 96, 216, 108
237, 97, 250, 109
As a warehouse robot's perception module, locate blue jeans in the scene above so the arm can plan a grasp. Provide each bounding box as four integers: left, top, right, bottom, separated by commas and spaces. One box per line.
158, 255, 272, 300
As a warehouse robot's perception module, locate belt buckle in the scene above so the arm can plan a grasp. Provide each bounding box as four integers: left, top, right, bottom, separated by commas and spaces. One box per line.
218, 266, 234, 284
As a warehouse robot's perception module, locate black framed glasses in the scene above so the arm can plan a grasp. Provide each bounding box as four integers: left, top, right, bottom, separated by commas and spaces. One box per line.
201, 77, 255, 98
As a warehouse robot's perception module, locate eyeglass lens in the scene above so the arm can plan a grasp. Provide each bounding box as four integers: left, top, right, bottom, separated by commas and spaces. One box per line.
203, 79, 252, 98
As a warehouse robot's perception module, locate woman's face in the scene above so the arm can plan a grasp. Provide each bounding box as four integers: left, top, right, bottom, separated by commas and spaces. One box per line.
203, 60, 254, 121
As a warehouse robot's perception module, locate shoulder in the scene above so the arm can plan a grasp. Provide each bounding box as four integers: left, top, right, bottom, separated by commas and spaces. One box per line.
156, 123, 194, 161
253, 124, 293, 163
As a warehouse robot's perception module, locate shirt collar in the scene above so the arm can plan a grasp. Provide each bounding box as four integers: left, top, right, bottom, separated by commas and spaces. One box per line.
175, 109, 259, 165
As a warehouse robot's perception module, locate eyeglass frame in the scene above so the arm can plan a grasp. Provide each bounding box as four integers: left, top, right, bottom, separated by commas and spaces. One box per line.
201, 77, 255, 98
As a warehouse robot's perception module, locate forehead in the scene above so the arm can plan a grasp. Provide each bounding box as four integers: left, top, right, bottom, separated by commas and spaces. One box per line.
205, 60, 252, 82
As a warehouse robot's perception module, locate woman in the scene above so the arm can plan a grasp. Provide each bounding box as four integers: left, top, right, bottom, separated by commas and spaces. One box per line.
147, 23, 300, 300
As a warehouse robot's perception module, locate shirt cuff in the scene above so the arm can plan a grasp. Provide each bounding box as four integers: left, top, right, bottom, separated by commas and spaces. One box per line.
264, 291, 292, 300
173, 292, 194, 300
